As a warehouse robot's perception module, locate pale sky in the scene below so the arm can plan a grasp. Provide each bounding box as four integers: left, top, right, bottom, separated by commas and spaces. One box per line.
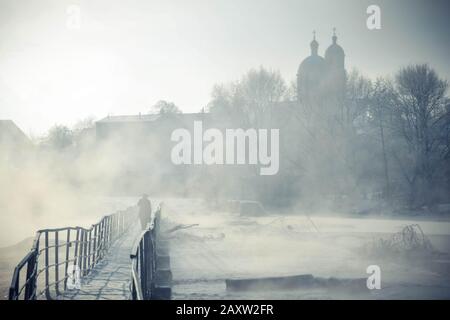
0, 0, 449, 135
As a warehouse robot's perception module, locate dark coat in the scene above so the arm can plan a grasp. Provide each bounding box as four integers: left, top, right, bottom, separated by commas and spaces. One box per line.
138, 197, 152, 229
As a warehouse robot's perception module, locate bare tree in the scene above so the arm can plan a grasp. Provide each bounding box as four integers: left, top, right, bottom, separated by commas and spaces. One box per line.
208, 66, 287, 128
206, 67, 287, 201
393, 64, 449, 206
368, 78, 397, 202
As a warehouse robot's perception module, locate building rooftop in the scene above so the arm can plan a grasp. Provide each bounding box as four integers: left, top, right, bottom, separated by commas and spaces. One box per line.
97, 112, 209, 124
97, 114, 161, 123
0, 120, 31, 145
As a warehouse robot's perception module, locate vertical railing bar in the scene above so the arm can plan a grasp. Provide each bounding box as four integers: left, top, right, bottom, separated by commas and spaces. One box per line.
14, 271, 20, 299
150, 231, 155, 288
32, 236, 40, 300
73, 229, 80, 269
101, 219, 105, 258
103, 219, 107, 252
108, 217, 111, 248
110, 216, 114, 242
93, 224, 98, 265
139, 238, 145, 298
82, 230, 87, 276
24, 251, 36, 299
78, 230, 83, 276
87, 230, 92, 273
108, 217, 110, 247
55, 231, 59, 296
97, 221, 102, 261
100, 220, 104, 258
44, 231, 51, 299
64, 229, 71, 291
146, 232, 152, 299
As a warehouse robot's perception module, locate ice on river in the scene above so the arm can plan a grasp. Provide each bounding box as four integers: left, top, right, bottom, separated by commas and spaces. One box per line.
159, 198, 450, 300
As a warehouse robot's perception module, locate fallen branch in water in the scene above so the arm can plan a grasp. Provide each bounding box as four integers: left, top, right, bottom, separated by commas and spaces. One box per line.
167, 224, 199, 233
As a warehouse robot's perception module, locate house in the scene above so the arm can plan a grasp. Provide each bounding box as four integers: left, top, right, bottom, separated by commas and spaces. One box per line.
0, 120, 33, 166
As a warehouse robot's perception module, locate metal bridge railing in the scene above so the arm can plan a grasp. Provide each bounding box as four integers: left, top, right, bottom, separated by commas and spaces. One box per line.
9, 206, 137, 300
130, 206, 161, 300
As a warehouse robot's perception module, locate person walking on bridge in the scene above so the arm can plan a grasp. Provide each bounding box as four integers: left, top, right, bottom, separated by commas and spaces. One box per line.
138, 194, 152, 230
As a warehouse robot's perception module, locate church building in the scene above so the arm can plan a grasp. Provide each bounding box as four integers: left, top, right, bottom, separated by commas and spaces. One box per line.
93, 29, 349, 200
297, 29, 346, 106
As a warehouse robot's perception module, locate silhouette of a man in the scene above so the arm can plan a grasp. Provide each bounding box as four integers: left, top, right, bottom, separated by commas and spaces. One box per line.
138, 194, 152, 230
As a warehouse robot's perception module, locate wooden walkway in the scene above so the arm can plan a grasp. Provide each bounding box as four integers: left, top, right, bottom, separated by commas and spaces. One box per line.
61, 224, 139, 300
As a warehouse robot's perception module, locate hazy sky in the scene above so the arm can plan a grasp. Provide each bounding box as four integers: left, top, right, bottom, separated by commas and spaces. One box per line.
0, 0, 449, 135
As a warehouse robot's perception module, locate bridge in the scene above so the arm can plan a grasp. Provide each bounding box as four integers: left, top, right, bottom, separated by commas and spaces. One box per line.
8, 205, 172, 300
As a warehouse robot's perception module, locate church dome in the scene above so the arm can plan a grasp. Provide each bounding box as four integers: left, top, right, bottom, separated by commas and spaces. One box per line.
297, 54, 327, 76
325, 41, 344, 59
325, 31, 345, 67
297, 32, 327, 76
296, 32, 328, 101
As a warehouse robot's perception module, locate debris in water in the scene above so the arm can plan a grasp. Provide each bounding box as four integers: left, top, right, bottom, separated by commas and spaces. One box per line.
172, 232, 225, 242
365, 224, 438, 258
167, 224, 199, 233
226, 274, 366, 292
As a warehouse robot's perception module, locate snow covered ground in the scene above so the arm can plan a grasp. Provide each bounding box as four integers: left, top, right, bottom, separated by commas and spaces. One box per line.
162, 198, 450, 300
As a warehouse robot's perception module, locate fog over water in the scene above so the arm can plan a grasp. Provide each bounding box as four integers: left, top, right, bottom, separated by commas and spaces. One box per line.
0, 0, 449, 300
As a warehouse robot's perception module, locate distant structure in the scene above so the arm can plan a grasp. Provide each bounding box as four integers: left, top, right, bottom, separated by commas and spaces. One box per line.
0, 120, 33, 165
297, 29, 346, 105
94, 29, 348, 199
0, 120, 30, 146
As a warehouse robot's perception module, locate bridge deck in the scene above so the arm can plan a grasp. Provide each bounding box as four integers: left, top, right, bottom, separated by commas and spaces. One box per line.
61, 225, 139, 300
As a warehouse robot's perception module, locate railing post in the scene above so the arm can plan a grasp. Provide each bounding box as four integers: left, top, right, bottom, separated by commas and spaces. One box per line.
104, 218, 109, 251
93, 224, 98, 265
102, 220, 106, 259
44, 231, 51, 300
107, 217, 111, 248
108, 217, 112, 247
110, 216, 113, 243
73, 229, 80, 270
98, 220, 103, 260
131, 278, 137, 300
24, 251, 37, 300
146, 231, 154, 299
80, 230, 85, 278
64, 229, 71, 291
87, 230, 92, 272
139, 238, 146, 298
9, 269, 20, 300
82, 230, 88, 276
55, 231, 60, 296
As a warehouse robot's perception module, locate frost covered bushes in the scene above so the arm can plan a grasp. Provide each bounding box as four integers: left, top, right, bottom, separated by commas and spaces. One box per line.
365, 224, 438, 258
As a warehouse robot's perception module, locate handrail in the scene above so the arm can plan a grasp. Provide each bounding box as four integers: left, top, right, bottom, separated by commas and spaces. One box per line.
130, 205, 161, 300
9, 206, 137, 300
